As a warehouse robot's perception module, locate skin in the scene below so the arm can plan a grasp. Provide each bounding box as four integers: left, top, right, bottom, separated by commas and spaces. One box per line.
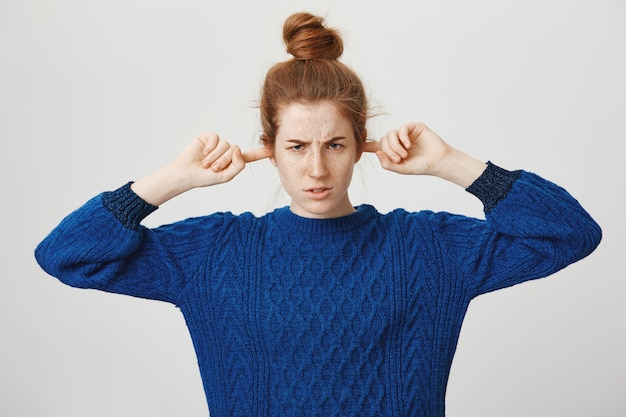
131, 101, 487, 215
271, 101, 361, 218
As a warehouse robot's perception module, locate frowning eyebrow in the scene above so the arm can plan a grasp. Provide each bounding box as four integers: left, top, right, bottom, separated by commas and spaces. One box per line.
285, 136, 347, 144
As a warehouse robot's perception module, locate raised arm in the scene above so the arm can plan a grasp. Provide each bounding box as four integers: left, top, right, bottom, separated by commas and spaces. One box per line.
34, 132, 272, 302
364, 122, 601, 294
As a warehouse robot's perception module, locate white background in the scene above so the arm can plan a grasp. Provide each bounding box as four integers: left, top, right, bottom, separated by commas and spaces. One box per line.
1, 0, 624, 416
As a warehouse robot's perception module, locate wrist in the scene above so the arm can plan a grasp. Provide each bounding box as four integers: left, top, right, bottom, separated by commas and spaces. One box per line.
131, 162, 194, 206
466, 162, 522, 213
102, 182, 158, 229
432, 148, 487, 188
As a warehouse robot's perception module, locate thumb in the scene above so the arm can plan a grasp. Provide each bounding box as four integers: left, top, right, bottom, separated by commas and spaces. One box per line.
242, 146, 274, 163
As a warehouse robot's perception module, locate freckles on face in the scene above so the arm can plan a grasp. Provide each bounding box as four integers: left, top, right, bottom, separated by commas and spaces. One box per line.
272, 101, 361, 219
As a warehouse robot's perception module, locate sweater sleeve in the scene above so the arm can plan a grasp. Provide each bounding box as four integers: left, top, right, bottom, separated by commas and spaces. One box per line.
424, 163, 602, 296
34, 182, 229, 304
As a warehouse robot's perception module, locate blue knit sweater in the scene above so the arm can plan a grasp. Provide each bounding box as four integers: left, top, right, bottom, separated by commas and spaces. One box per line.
35, 163, 601, 416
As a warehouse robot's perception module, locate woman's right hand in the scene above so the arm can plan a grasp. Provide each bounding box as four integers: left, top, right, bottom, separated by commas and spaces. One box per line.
178, 132, 247, 189
131, 132, 272, 206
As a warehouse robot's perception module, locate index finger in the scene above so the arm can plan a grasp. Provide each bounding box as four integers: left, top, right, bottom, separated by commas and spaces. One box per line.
242, 146, 274, 163
362, 141, 381, 153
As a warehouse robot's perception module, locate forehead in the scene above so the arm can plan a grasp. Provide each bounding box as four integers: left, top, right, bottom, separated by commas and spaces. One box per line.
276, 101, 353, 140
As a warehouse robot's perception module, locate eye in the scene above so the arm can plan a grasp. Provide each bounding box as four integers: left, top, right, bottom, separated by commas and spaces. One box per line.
290, 144, 303, 151
328, 143, 343, 150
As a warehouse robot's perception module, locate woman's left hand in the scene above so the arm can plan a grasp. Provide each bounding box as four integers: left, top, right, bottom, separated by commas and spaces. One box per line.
363, 122, 453, 176
363, 122, 487, 187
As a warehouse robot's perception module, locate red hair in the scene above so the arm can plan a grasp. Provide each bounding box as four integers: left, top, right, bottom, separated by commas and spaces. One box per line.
260, 12, 369, 150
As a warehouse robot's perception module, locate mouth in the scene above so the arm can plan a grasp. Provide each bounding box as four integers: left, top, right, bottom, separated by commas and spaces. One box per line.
305, 187, 332, 198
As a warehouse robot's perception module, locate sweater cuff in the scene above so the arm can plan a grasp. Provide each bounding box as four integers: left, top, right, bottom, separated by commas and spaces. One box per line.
101, 182, 158, 229
465, 162, 522, 214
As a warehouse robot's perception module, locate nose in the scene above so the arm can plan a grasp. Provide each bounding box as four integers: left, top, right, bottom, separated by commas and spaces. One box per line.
308, 151, 329, 178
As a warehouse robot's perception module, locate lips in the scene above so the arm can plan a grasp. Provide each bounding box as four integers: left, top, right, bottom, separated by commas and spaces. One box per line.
305, 186, 331, 192
305, 187, 332, 199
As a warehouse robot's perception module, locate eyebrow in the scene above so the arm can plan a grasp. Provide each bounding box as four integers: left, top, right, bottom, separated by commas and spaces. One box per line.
285, 136, 347, 144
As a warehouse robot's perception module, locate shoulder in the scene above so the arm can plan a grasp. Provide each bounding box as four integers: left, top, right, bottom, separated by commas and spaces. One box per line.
378, 206, 469, 223
377, 206, 486, 239
152, 210, 266, 241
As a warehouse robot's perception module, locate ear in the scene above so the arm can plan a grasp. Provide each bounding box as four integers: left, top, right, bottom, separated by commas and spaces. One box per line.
354, 128, 368, 163
263, 142, 276, 166
260, 134, 276, 166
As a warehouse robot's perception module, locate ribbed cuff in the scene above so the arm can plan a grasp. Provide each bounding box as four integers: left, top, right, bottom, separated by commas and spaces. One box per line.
466, 162, 522, 214
101, 182, 158, 229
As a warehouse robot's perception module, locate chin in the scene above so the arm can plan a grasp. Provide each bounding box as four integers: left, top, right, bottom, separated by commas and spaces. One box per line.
296, 201, 352, 219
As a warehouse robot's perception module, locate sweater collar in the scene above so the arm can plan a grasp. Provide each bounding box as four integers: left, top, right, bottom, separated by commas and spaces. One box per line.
270, 204, 377, 234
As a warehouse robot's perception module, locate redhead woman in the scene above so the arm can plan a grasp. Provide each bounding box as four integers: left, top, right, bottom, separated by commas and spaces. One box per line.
35, 12, 601, 417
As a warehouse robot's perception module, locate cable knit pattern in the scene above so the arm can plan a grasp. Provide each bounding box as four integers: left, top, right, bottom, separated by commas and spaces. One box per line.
35, 165, 601, 417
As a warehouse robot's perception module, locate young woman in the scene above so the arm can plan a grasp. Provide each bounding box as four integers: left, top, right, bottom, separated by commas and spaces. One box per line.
35, 12, 601, 417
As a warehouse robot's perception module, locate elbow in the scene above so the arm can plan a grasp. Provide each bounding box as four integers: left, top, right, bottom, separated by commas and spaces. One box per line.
34, 239, 85, 288
34, 239, 58, 278
581, 218, 602, 258
565, 216, 602, 264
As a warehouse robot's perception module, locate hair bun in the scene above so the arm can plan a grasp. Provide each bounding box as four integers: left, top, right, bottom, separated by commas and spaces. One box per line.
283, 12, 343, 60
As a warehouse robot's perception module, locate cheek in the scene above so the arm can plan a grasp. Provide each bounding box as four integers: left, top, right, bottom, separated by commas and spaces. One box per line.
342, 164, 356, 182
273, 155, 297, 179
